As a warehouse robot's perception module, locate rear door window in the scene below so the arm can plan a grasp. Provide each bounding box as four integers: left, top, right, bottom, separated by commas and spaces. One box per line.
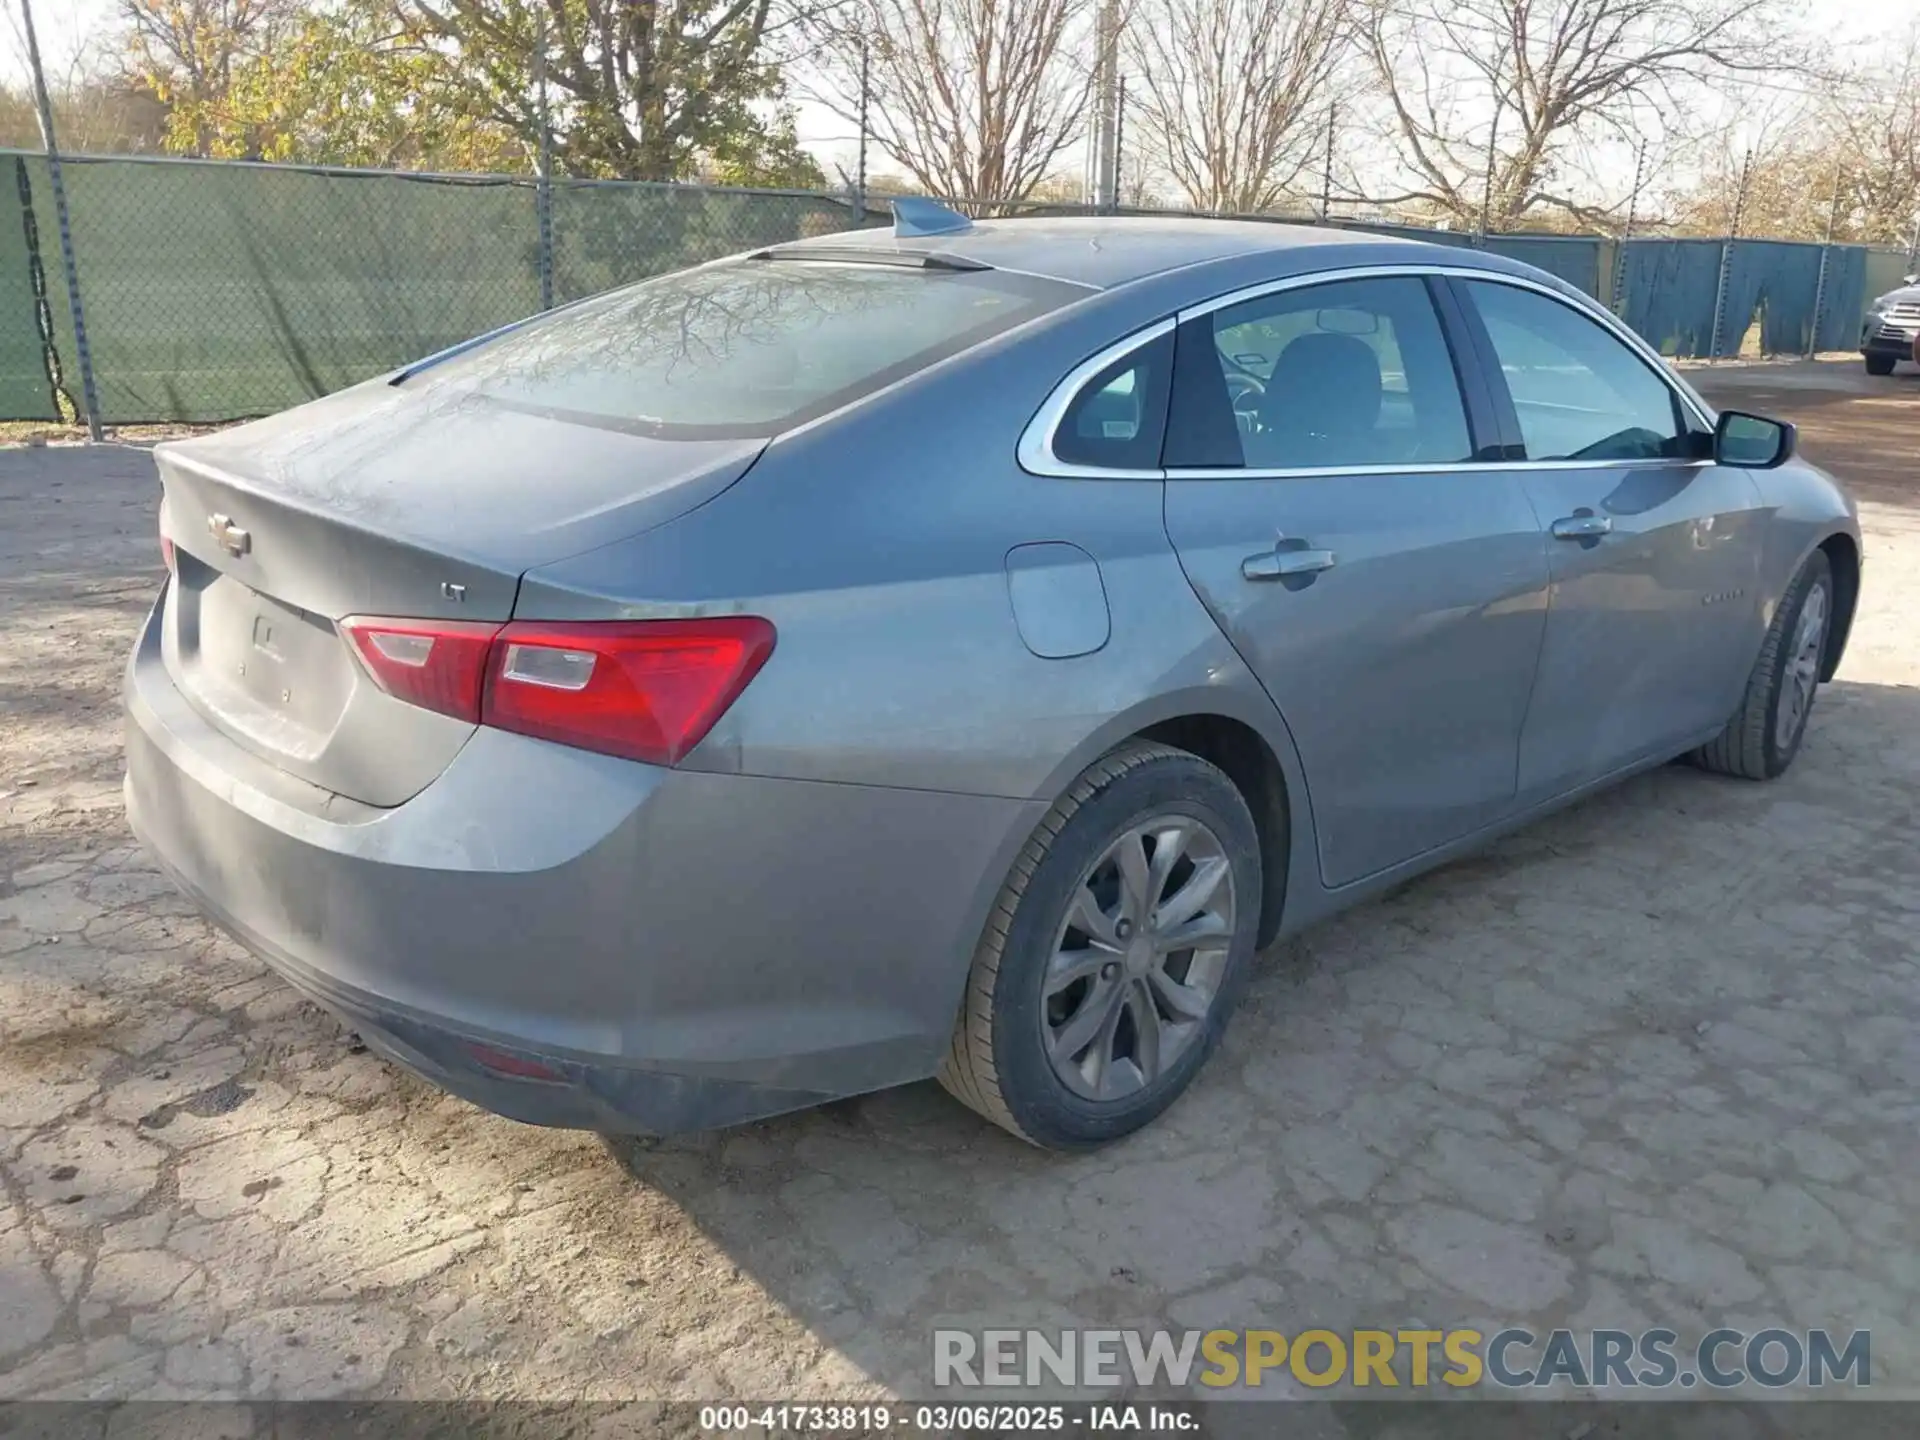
1051, 331, 1174, 470
1164, 276, 1475, 471
406, 259, 1080, 439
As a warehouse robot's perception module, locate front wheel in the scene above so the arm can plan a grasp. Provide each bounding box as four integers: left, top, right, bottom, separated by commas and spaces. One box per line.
1692, 550, 1833, 780
938, 741, 1261, 1149
1865, 352, 1896, 377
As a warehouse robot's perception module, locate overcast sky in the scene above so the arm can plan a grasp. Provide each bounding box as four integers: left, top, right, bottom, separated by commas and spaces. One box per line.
8, 0, 1918, 196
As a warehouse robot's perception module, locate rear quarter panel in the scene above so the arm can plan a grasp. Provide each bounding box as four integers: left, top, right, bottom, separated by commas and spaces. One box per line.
514, 242, 1434, 805
512, 247, 1491, 1011
513, 279, 1301, 803
512, 277, 1331, 1026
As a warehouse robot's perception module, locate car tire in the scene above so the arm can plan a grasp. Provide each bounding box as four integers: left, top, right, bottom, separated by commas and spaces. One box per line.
1865, 353, 1896, 377
938, 740, 1261, 1149
1691, 549, 1833, 781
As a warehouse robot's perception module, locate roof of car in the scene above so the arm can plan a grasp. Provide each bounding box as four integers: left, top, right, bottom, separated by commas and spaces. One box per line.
773, 214, 1479, 291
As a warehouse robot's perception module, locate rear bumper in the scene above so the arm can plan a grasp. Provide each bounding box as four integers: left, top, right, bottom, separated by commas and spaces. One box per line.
131, 841, 833, 1132
124, 592, 1039, 1133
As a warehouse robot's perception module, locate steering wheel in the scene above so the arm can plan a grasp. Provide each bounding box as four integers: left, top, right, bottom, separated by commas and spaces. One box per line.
1225, 372, 1263, 433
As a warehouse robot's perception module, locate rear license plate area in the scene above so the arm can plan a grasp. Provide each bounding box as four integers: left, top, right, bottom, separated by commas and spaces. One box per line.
170, 554, 354, 755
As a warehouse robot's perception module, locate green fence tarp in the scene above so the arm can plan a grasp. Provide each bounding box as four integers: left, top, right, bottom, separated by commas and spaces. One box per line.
53, 155, 544, 422
1482, 235, 1603, 298
549, 180, 862, 303
1620, 239, 1733, 357
2, 151, 1909, 424
5, 153, 879, 423
1619, 238, 1880, 359
0, 156, 63, 420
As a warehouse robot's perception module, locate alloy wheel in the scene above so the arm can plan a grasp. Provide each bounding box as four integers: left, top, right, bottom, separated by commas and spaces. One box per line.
1775, 580, 1829, 752
1041, 815, 1236, 1102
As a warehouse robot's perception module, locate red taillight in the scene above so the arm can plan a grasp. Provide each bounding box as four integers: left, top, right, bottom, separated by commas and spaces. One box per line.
465, 1042, 565, 1082
340, 616, 502, 723
338, 614, 775, 765
483, 617, 775, 766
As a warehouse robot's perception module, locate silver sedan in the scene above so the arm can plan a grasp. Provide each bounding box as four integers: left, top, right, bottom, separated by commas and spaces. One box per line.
125, 208, 1861, 1149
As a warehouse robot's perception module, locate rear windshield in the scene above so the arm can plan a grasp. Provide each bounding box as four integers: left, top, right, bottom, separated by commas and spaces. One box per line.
407, 259, 1080, 439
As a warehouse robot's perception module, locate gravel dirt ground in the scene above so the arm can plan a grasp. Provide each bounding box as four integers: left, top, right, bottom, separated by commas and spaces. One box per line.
1, 359, 1916, 1405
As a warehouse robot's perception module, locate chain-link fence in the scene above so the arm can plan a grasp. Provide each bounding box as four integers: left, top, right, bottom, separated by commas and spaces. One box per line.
0, 152, 881, 424
0, 149, 1909, 427
0, 156, 74, 421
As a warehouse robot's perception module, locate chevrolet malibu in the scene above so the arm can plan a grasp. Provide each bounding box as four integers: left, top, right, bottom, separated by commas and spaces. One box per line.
126, 208, 1861, 1150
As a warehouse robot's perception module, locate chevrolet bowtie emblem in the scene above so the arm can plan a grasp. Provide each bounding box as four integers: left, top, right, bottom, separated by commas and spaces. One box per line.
207, 513, 251, 557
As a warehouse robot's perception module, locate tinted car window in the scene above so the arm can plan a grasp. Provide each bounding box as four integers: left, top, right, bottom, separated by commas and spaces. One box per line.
406, 259, 1078, 439
1165, 276, 1473, 471
1052, 331, 1174, 469
1462, 280, 1686, 461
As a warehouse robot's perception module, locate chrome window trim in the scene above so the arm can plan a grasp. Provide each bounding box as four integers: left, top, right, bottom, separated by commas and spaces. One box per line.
1167, 457, 1714, 482
1016, 317, 1175, 479
1175, 263, 1715, 434
1017, 262, 1717, 481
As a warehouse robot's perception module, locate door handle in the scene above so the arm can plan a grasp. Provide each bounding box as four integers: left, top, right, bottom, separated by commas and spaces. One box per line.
1242, 546, 1337, 581
1550, 514, 1612, 540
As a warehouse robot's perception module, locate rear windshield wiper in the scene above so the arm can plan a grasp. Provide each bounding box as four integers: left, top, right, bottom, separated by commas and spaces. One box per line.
746, 246, 989, 272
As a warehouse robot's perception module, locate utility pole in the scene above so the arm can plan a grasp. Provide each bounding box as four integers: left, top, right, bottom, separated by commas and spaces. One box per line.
1610, 139, 1647, 316
1707, 147, 1752, 362
1729, 146, 1753, 239
1808, 163, 1842, 358
534, 6, 553, 311
1319, 103, 1337, 223
855, 34, 870, 222
1090, 0, 1120, 210
18, 0, 101, 440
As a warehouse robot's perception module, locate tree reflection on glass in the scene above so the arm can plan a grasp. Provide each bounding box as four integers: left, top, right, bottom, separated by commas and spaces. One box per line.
407, 260, 1061, 436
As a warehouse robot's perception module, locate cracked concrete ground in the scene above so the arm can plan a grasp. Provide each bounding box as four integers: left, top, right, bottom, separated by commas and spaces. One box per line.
1, 360, 1916, 1404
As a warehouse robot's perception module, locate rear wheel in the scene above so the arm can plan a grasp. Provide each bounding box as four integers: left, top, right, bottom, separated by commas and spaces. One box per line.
938, 742, 1261, 1149
1692, 550, 1833, 780
1865, 352, 1897, 376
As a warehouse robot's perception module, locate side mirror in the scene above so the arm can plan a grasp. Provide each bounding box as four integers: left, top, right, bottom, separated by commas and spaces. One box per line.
1906, 273, 1919, 286
1715, 411, 1796, 469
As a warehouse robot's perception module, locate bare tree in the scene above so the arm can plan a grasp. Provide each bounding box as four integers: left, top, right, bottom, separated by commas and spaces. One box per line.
1123, 0, 1347, 214
1358, 0, 1789, 231
1670, 26, 1920, 246
809, 0, 1099, 208
1825, 27, 1920, 248
1660, 96, 1831, 239
0, 7, 167, 155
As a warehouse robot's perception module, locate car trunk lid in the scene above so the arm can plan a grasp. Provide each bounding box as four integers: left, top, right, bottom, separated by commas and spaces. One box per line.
155, 377, 764, 806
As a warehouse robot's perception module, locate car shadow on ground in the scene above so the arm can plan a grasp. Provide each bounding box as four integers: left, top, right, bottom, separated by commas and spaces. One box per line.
585, 675, 1920, 1399
6, 674, 1904, 1403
